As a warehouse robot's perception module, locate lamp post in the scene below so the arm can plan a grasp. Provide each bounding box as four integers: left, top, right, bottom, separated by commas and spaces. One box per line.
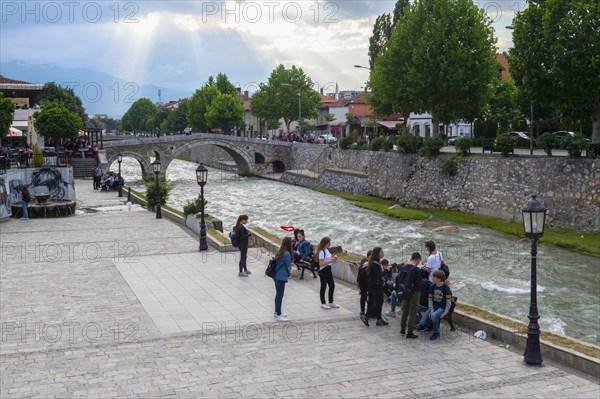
354, 64, 377, 135
117, 153, 123, 197
521, 194, 547, 366
196, 163, 208, 251
152, 159, 162, 219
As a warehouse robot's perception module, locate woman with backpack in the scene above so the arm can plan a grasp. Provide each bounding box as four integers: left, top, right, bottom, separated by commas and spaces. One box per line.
357, 250, 372, 316
361, 247, 388, 326
19, 185, 31, 220
234, 214, 252, 277
272, 237, 293, 322
314, 237, 340, 310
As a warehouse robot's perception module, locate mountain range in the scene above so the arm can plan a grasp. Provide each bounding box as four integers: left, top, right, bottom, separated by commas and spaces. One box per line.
0, 60, 191, 118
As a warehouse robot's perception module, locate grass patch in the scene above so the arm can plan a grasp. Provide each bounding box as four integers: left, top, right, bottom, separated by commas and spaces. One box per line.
209, 230, 230, 245
430, 210, 600, 257
459, 302, 600, 359
313, 188, 429, 221
175, 155, 192, 161
337, 251, 364, 263
252, 227, 282, 244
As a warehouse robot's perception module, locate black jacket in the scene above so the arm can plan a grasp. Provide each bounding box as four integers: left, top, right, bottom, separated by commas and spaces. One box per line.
396, 263, 421, 295
368, 261, 383, 291
236, 225, 251, 248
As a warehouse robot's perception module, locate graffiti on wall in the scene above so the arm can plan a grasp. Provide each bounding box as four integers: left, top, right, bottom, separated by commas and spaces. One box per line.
0, 176, 9, 218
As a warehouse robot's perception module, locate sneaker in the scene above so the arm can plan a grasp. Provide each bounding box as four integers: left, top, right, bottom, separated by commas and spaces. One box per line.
244, 270, 252, 274
276, 315, 289, 322
359, 311, 365, 316
429, 333, 440, 341
376, 319, 389, 326
385, 310, 396, 317
416, 325, 426, 332
406, 333, 419, 339
238, 272, 248, 277
274, 312, 288, 318
400, 329, 406, 335
360, 314, 369, 327
320, 304, 331, 310
328, 302, 340, 308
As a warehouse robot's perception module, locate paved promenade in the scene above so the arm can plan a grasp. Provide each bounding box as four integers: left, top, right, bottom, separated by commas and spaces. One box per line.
1, 180, 599, 398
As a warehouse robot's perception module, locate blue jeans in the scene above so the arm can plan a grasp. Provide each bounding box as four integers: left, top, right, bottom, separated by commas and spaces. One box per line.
21, 200, 29, 219
415, 305, 428, 324
419, 308, 445, 335
390, 290, 398, 312
274, 279, 286, 316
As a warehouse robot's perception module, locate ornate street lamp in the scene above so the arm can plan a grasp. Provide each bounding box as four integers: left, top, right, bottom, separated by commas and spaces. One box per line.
152, 159, 162, 219
196, 163, 208, 251
117, 153, 123, 197
522, 194, 547, 365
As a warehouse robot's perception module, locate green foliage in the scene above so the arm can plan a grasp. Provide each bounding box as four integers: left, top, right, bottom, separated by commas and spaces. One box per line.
215, 73, 238, 96
536, 132, 557, 156
32, 145, 44, 167
250, 65, 321, 132
368, 13, 392, 70
370, 0, 497, 135
145, 179, 171, 207
346, 113, 360, 126
205, 93, 244, 132
369, 137, 392, 152
454, 138, 471, 155
562, 135, 588, 158
0, 92, 14, 140
41, 82, 86, 122
482, 78, 522, 132
350, 141, 368, 150
188, 84, 220, 131
183, 194, 208, 217
121, 98, 157, 132
440, 156, 459, 177
160, 99, 189, 134
339, 136, 354, 150
495, 133, 516, 157
510, 0, 599, 144
417, 135, 444, 157
33, 101, 83, 140
395, 132, 422, 154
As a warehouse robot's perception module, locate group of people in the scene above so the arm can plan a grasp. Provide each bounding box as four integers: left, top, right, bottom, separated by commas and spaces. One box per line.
92, 165, 124, 191
358, 240, 452, 340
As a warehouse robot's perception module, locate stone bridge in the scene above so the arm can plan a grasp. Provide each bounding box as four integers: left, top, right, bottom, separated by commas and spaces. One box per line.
102, 133, 293, 178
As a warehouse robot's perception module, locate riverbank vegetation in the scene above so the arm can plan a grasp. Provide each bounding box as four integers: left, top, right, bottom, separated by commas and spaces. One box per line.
315, 188, 600, 257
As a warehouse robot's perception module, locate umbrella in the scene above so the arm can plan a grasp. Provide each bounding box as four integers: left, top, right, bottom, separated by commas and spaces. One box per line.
9, 127, 23, 137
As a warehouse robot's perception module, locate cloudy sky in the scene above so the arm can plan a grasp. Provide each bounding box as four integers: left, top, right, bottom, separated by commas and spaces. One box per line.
1, 0, 523, 97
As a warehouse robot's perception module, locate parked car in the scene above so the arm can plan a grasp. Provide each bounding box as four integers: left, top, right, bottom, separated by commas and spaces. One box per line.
507, 131, 530, 140
183, 127, 193, 135
256, 135, 268, 140
553, 131, 591, 143
317, 134, 337, 144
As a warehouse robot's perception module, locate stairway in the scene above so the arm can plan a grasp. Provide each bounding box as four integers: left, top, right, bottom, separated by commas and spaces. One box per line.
71, 158, 97, 178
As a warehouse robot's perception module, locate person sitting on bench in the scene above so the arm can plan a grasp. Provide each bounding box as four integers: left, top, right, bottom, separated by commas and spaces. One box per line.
294, 229, 317, 279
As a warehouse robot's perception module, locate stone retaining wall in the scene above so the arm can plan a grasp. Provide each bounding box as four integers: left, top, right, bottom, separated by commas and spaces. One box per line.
282, 146, 600, 232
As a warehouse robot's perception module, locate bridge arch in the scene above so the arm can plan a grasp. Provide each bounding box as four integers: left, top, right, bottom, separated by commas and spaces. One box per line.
106, 151, 152, 178
168, 140, 254, 176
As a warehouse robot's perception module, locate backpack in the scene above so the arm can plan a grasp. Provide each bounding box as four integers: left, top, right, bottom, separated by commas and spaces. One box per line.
438, 253, 450, 278
229, 228, 238, 248
357, 262, 369, 284
396, 264, 415, 301
265, 257, 284, 278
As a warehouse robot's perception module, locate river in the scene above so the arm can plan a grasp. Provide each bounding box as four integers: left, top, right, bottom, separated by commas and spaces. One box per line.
116, 158, 599, 345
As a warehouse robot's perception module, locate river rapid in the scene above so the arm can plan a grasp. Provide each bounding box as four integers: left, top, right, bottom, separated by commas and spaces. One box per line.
117, 158, 599, 345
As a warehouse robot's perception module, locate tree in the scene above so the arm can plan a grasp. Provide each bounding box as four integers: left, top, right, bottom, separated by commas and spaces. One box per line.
392, 0, 410, 25
251, 65, 321, 133
40, 82, 86, 122
33, 101, 82, 141
510, 0, 600, 144
368, 13, 392, 70
483, 78, 522, 133
215, 73, 238, 96
0, 92, 14, 140
188, 84, 220, 131
121, 98, 157, 132
162, 99, 189, 134
370, 0, 497, 136
205, 93, 244, 133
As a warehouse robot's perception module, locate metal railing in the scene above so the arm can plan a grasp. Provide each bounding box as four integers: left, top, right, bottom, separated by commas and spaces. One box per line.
0, 152, 72, 170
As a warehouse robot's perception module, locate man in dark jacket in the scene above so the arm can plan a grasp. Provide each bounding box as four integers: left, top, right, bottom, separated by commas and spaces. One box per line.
399, 252, 422, 338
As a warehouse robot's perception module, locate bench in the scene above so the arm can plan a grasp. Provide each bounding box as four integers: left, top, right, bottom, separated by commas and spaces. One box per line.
482, 142, 514, 155
294, 259, 318, 279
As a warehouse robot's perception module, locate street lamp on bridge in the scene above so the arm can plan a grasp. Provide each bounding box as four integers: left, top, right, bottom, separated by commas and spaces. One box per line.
117, 153, 123, 197
152, 159, 162, 219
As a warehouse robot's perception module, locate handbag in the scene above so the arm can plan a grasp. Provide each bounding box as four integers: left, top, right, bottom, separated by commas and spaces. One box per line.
439, 253, 450, 278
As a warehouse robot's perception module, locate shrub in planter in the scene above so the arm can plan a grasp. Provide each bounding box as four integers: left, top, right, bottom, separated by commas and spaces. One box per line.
183, 195, 208, 216
562, 135, 588, 158
370, 137, 392, 152
32, 144, 44, 167
395, 132, 423, 154
339, 136, 354, 150
145, 179, 171, 207
454, 138, 471, 155
351, 141, 368, 150
417, 135, 444, 157
536, 132, 557, 156
495, 133, 515, 157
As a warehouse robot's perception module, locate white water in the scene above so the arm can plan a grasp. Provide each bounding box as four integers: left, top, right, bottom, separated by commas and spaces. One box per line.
117, 158, 600, 345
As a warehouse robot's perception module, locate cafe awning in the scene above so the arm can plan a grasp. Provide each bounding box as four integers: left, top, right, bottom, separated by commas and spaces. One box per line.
378, 120, 404, 130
